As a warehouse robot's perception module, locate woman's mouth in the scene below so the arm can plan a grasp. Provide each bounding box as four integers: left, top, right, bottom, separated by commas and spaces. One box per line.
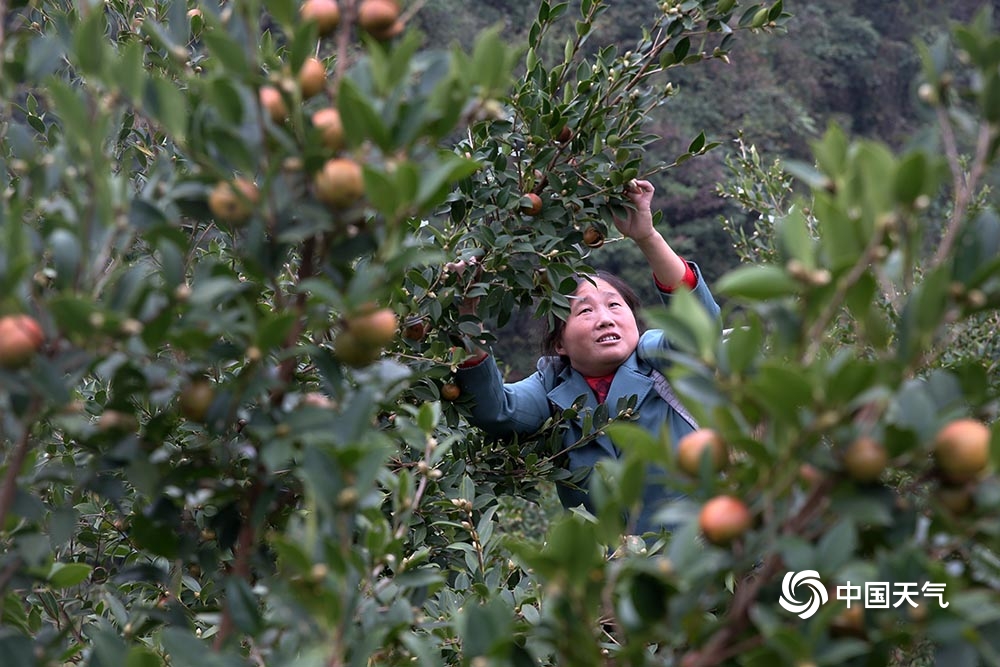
596, 333, 621, 344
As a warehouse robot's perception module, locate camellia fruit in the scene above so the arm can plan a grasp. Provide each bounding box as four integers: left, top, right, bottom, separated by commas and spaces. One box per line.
556, 126, 573, 143
208, 178, 259, 224
582, 226, 605, 249
259, 85, 288, 123
300, 0, 341, 36
358, 0, 400, 33
298, 57, 327, 99
179, 378, 215, 423
520, 192, 543, 216
314, 157, 364, 209
311, 108, 345, 152
698, 495, 751, 546
334, 330, 380, 368
842, 436, 889, 483
402, 319, 428, 342
676, 428, 727, 476
441, 382, 461, 401
346, 307, 398, 348
0, 314, 44, 369
934, 418, 992, 483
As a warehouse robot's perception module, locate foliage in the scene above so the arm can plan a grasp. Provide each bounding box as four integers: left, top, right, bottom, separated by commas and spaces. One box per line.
2, 1, 1000, 667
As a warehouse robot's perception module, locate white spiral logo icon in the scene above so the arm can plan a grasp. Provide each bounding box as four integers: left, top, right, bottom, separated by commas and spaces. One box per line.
778, 570, 828, 619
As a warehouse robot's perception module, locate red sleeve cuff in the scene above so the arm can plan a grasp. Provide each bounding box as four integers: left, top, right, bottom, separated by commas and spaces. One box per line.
654, 260, 698, 293
458, 350, 490, 368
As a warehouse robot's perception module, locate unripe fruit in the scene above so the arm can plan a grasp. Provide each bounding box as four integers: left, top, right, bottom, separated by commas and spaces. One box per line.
315, 157, 364, 209
842, 436, 888, 483
698, 495, 751, 545
208, 178, 259, 224
346, 307, 398, 348
582, 226, 605, 248
311, 107, 345, 152
934, 418, 992, 483
179, 378, 215, 422
259, 85, 288, 123
520, 192, 543, 216
358, 0, 400, 33
334, 329, 380, 368
300, 0, 341, 36
676, 428, 727, 476
441, 382, 461, 401
0, 314, 44, 369
298, 57, 327, 99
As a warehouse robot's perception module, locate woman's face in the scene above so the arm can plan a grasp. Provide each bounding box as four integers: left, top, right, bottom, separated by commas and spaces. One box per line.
556, 278, 640, 377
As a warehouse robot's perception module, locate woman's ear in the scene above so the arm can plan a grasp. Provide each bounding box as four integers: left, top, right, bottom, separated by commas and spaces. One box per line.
554, 339, 566, 356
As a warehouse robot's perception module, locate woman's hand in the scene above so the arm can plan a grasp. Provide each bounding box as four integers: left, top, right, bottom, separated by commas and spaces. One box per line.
612, 179, 657, 242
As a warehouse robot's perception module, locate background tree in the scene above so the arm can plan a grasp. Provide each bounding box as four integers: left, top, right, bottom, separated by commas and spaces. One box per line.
1, 1, 999, 667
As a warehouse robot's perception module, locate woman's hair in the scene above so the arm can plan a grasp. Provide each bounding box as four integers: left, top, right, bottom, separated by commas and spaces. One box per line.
541, 270, 644, 359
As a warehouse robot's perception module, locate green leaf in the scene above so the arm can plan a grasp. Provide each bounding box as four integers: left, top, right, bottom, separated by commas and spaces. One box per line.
126, 646, 165, 667
981, 71, 1000, 124
74, 10, 108, 77
816, 519, 856, 573
776, 207, 815, 267
47, 562, 93, 588
687, 131, 706, 153
338, 78, 391, 150
225, 576, 263, 635
201, 30, 252, 78
470, 25, 513, 96
0, 631, 35, 667
715, 265, 801, 300
144, 77, 188, 141
893, 151, 928, 205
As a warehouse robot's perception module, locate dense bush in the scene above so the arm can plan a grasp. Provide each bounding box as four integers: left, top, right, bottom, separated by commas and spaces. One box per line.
0, 1, 999, 666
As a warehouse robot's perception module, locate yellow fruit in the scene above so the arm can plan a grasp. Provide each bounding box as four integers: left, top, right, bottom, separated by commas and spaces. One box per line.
934, 418, 992, 483
298, 57, 327, 99
699, 495, 751, 546
259, 85, 288, 123
314, 157, 364, 208
0, 314, 44, 369
208, 178, 259, 224
300, 0, 341, 36
311, 107, 345, 152
346, 307, 398, 348
358, 0, 400, 33
179, 379, 215, 422
843, 436, 888, 483
676, 428, 727, 476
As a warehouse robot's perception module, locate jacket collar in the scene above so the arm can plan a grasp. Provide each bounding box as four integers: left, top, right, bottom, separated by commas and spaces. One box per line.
547, 351, 654, 414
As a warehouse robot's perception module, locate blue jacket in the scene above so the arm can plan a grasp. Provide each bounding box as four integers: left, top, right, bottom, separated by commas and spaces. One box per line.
456, 265, 721, 534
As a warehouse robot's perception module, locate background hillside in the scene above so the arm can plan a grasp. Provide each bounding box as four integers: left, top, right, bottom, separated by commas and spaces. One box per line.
415, 0, 998, 377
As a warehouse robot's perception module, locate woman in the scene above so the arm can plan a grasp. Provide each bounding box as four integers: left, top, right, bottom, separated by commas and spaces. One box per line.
455, 180, 721, 535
